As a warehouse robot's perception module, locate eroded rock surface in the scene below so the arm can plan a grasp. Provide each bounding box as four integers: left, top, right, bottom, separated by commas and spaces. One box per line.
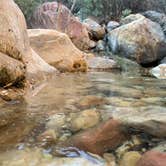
0, 0, 56, 88
28, 29, 87, 72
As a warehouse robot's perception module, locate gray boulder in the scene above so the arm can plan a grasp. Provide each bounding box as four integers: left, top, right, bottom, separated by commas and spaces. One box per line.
108, 18, 166, 65
120, 14, 145, 25
143, 11, 166, 36
107, 21, 120, 32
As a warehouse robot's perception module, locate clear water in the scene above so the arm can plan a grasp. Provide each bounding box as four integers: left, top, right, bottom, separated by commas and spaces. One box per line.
0, 72, 165, 160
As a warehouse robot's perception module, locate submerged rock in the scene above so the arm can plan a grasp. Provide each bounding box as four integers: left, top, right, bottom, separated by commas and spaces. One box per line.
111, 106, 166, 138
120, 151, 142, 166
86, 57, 118, 71
113, 56, 142, 75
65, 119, 129, 155
69, 109, 101, 132
103, 153, 116, 166
83, 18, 105, 40
136, 150, 166, 166
30, 2, 94, 50
150, 64, 166, 79
108, 17, 166, 65
78, 95, 109, 109
28, 29, 87, 72
0, 148, 106, 166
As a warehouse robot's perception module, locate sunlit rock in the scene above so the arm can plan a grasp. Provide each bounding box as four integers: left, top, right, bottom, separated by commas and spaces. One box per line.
28, 29, 88, 72
0, 0, 56, 88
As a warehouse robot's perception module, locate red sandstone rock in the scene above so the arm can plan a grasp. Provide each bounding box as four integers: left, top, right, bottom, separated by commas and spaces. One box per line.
31, 2, 95, 50
136, 151, 166, 166
65, 119, 128, 155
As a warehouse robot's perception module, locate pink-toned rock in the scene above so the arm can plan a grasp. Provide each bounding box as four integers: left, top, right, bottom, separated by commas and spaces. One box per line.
136, 151, 166, 166
65, 119, 128, 155
31, 2, 95, 50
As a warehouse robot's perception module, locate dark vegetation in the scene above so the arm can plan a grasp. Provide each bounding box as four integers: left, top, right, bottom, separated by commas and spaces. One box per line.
15, 0, 166, 25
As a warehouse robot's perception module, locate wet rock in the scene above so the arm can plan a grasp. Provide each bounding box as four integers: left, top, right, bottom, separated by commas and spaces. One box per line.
65, 119, 129, 155
87, 57, 118, 71
78, 95, 109, 109
136, 150, 166, 166
103, 153, 116, 166
108, 18, 166, 65
0, 88, 24, 101
150, 64, 166, 79
0, 107, 23, 127
83, 18, 105, 40
28, 29, 88, 72
0, 52, 25, 87
113, 56, 142, 75
37, 129, 58, 147
46, 113, 67, 131
120, 14, 145, 25
111, 106, 166, 138
107, 21, 120, 33
115, 136, 142, 159
143, 11, 166, 35
152, 141, 166, 153
0, 148, 105, 166
70, 109, 101, 132
120, 151, 142, 166
31, 2, 93, 50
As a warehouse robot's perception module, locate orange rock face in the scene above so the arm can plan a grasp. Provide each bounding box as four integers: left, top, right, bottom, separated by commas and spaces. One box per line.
28, 29, 88, 72
31, 2, 95, 51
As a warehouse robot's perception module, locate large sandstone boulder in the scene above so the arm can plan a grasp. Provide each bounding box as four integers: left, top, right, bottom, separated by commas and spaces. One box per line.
108, 17, 166, 65
28, 29, 87, 72
0, 0, 56, 86
0, 52, 25, 87
30, 2, 94, 50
